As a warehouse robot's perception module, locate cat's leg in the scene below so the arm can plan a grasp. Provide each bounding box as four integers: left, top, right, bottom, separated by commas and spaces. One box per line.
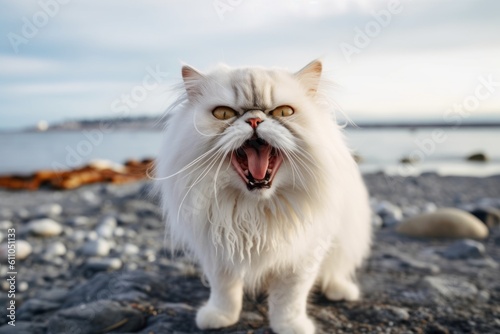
196, 270, 243, 330
268, 269, 318, 334
318, 246, 361, 301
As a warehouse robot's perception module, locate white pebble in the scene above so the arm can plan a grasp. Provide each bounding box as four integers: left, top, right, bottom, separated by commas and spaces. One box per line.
27, 219, 63, 237
99, 215, 117, 228
45, 242, 67, 257
86, 231, 98, 241
69, 230, 87, 242
0, 240, 32, 260
123, 243, 140, 256
96, 224, 114, 239
18, 281, 29, 292
0, 220, 13, 229
114, 227, 125, 237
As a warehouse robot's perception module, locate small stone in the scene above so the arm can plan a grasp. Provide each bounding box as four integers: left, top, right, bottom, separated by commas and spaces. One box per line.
99, 215, 117, 228
114, 227, 125, 237
423, 202, 437, 213
66, 216, 91, 227
0, 220, 13, 229
45, 242, 67, 257
34, 203, 63, 217
18, 281, 29, 292
441, 239, 485, 259
69, 230, 87, 242
96, 224, 114, 239
376, 201, 403, 227
86, 231, 98, 240
478, 290, 490, 302
123, 243, 140, 256
86, 257, 123, 271
80, 239, 110, 257
0, 240, 32, 260
0, 208, 13, 220
466, 152, 489, 162
27, 218, 63, 237
18, 298, 61, 317
117, 213, 138, 225
397, 208, 488, 239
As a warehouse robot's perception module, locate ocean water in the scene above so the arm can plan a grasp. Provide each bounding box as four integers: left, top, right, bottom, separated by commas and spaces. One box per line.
1, 128, 499, 176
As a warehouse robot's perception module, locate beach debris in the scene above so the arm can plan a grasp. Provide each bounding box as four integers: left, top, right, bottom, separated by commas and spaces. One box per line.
466, 152, 489, 162
0, 158, 154, 191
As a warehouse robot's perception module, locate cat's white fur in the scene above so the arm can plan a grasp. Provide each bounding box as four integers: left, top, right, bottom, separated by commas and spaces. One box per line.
155, 60, 371, 334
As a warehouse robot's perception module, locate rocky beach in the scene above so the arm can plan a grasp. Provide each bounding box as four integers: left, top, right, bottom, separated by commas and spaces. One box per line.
0, 173, 500, 334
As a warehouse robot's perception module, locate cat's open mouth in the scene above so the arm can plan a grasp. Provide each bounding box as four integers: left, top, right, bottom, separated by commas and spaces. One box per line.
231, 137, 283, 191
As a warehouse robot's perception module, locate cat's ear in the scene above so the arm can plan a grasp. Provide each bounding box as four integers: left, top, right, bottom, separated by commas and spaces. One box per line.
181, 65, 204, 99
295, 60, 322, 96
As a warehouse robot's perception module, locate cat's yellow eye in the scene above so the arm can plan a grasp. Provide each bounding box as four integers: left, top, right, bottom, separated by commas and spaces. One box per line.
212, 106, 237, 120
271, 106, 294, 117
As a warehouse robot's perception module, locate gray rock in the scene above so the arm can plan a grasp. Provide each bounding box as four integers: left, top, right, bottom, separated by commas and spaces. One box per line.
422, 276, 478, 299
0, 321, 45, 334
45, 242, 67, 257
80, 239, 110, 257
66, 216, 91, 227
0, 240, 32, 261
98, 215, 117, 228
117, 213, 138, 225
69, 230, 87, 242
18, 299, 61, 318
0, 208, 13, 221
95, 224, 114, 239
27, 218, 63, 237
114, 227, 125, 237
47, 300, 144, 334
34, 203, 63, 217
396, 254, 440, 275
85, 257, 122, 271
441, 239, 485, 259
373, 305, 410, 322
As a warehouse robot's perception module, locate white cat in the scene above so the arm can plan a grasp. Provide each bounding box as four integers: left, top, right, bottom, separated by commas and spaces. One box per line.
155, 60, 371, 334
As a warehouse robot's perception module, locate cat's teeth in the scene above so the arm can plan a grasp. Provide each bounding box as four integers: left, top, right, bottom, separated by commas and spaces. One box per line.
267, 169, 272, 174
244, 170, 249, 176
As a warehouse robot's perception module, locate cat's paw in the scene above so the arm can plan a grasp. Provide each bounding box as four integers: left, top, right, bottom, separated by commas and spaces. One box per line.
271, 316, 315, 334
196, 303, 239, 330
323, 280, 360, 301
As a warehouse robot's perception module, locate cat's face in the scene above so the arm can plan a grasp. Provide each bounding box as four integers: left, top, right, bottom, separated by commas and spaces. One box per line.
178, 61, 324, 199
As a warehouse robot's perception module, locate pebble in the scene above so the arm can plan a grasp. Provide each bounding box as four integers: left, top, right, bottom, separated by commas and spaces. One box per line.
114, 226, 125, 237
375, 201, 403, 226
95, 224, 114, 239
69, 230, 87, 242
0, 220, 13, 229
397, 208, 488, 239
117, 213, 138, 225
98, 215, 117, 228
27, 218, 63, 237
66, 216, 91, 227
0, 240, 32, 260
18, 281, 29, 292
0, 208, 13, 220
80, 239, 110, 257
45, 242, 67, 257
441, 239, 485, 259
85, 257, 123, 271
122, 243, 140, 255
34, 203, 63, 217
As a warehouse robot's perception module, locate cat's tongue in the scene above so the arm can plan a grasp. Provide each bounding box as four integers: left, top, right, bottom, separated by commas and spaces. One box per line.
243, 145, 271, 180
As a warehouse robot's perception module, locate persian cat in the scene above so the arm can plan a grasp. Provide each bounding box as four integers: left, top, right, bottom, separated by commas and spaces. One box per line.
155, 60, 371, 334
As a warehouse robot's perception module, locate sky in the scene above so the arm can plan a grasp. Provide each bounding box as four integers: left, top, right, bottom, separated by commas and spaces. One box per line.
1, 0, 500, 130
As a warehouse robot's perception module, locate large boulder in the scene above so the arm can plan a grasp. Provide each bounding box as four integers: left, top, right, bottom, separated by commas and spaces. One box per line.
396, 208, 488, 239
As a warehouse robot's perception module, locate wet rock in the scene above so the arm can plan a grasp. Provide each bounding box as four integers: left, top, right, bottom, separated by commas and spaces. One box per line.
47, 300, 145, 334
80, 239, 110, 257
85, 257, 122, 271
441, 239, 485, 259
27, 218, 63, 237
397, 208, 488, 239
0, 240, 32, 260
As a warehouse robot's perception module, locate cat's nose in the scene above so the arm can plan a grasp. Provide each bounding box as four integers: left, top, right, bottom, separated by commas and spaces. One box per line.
246, 117, 263, 129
